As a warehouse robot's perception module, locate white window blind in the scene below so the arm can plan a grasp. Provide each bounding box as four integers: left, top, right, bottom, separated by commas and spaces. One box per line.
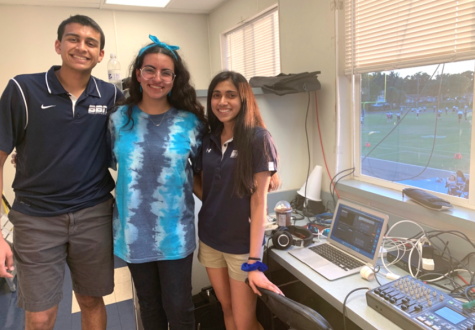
345, 0, 475, 75
224, 8, 280, 80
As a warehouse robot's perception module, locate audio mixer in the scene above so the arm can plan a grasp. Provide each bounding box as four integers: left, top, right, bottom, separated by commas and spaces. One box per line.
366, 275, 475, 330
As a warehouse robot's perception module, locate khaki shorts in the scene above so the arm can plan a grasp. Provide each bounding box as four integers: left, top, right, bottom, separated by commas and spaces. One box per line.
198, 240, 263, 282
9, 198, 114, 312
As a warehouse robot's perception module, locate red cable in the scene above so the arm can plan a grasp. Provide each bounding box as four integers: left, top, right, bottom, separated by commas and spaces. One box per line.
314, 91, 340, 199
458, 273, 475, 294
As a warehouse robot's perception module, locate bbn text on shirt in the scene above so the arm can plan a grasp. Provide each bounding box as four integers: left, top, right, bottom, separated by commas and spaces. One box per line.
88, 105, 108, 115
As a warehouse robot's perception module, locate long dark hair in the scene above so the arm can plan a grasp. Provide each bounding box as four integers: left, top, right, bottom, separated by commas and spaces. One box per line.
115, 42, 206, 128
207, 71, 280, 197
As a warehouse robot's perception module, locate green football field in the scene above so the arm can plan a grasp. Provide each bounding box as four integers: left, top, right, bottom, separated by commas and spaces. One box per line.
361, 109, 472, 174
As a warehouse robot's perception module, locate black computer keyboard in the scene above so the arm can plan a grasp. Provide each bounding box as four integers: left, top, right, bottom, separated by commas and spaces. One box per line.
309, 244, 365, 271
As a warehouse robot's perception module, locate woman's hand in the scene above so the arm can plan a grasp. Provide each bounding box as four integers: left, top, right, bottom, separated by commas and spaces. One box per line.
247, 270, 284, 296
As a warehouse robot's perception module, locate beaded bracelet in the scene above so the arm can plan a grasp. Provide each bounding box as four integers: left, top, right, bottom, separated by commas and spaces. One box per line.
241, 261, 268, 272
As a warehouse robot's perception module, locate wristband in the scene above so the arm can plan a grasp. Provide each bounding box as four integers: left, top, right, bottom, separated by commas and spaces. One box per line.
248, 257, 261, 261
241, 261, 268, 272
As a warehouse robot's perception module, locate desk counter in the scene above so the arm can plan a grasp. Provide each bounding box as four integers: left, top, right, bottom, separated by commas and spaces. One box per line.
269, 246, 404, 330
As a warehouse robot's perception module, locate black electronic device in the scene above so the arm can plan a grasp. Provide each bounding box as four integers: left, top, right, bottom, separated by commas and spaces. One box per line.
293, 195, 325, 215
367, 275, 475, 330
387, 249, 451, 280
271, 226, 313, 250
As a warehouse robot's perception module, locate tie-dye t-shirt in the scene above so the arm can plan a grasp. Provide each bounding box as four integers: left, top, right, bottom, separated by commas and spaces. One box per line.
109, 105, 205, 263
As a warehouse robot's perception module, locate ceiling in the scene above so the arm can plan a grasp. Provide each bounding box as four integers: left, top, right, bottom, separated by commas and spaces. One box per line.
0, 0, 228, 14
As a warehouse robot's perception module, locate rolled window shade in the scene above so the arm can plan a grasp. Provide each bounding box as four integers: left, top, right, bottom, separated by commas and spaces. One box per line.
224, 7, 280, 81
345, 0, 475, 75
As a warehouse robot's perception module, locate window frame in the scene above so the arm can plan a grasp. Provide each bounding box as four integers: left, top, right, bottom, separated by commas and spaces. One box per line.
220, 4, 281, 80
343, 0, 475, 209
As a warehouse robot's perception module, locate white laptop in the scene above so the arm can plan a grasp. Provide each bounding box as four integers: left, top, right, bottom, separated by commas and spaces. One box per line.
289, 200, 388, 281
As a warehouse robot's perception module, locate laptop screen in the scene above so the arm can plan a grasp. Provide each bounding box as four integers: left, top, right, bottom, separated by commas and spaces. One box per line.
329, 202, 386, 260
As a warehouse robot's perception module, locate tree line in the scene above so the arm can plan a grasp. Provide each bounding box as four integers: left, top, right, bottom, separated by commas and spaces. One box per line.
361, 70, 474, 110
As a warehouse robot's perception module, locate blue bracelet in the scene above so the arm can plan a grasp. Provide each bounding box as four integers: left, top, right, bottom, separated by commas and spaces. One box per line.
241, 261, 268, 272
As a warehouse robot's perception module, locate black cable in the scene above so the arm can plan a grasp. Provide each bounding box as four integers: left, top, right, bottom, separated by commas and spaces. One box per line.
464, 285, 475, 301
329, 167, 355, 206
301, 92, 311, 215
325, 200, 335, 212
362, 104, 438, 182
391, 64, 446, 182
362, 63, 440, 164
406, 229, 475, 296
291, 211, 305, 221
362, 64, 446, 182
329, 168, 355, 205
361, 107, 412, 164
461, 252, 475, 265
343, 287, 370, 330
291, 211, 305, 225
331, 170, 355, 203
426, 236, 464, 283
426, 230, 475, 282
383, 230, 466, 285
372, 265, 382, 286
418, 272, 458, 286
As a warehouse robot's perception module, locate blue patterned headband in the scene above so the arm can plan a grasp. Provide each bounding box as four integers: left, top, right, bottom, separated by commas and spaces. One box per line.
138, 35, 180, 60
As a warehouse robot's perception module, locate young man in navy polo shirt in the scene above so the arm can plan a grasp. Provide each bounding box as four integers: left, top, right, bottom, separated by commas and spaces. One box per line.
0, 15, 122, 330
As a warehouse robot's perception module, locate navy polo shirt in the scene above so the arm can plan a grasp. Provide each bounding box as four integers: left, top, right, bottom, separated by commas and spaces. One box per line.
198, 126, 278, 254
0, 66, 122, 216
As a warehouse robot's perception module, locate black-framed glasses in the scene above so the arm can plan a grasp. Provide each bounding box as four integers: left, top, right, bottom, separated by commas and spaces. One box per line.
140, 66, 176, 83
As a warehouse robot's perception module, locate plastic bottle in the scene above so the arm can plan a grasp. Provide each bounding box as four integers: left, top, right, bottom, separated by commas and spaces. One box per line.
107, 54, 122, 90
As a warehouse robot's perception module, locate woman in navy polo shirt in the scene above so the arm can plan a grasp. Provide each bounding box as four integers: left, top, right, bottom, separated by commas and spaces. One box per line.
108, 36, 206, 330
197, 71, 283, 330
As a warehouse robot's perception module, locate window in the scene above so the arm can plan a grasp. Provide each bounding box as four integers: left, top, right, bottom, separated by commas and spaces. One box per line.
223, 6, 280, 81
345, 1, 475, 205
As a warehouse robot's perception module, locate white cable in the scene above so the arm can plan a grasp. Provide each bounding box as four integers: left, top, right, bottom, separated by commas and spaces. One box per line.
408, 236, 424, 278
380, 237, 413, 273
424, 269, 473, 283
385, 220, 426, 238
380, 220, 427, 278
381, 238, 406, 275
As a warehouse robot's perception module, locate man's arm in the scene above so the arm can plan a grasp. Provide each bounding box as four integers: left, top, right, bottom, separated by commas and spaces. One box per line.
0, 150, 13, 278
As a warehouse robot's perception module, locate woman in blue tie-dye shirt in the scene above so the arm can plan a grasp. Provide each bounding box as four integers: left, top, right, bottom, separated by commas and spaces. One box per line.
108, 36, 206, 330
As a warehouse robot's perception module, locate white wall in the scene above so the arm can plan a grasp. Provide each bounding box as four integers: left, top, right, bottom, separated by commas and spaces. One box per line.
0, 4, 212, 294
0, 4, 211, 204
208, 0, 337, 194
0, 1, 339, 198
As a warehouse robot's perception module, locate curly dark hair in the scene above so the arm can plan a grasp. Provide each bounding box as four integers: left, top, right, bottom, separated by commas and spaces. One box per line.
115, 42, 207, 129
207, 71, 280, 197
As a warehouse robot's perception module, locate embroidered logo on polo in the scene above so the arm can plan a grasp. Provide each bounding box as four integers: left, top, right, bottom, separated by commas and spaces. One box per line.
206, 148, 212, 153
88, 105, 108, 115
41, 104, 56, 109
230, 150, 238, 158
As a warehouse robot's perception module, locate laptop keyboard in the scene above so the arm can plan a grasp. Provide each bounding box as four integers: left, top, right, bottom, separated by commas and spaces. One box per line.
309, 244, 365, 271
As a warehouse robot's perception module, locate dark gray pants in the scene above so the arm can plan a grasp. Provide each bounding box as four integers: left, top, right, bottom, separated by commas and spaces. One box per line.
9, 198, 114, 312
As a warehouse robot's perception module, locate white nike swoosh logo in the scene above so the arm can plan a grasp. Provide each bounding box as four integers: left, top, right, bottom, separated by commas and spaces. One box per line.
41, 104, 56, 109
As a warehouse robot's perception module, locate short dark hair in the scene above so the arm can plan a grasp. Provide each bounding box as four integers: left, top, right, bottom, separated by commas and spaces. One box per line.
57, 15, 105, 50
